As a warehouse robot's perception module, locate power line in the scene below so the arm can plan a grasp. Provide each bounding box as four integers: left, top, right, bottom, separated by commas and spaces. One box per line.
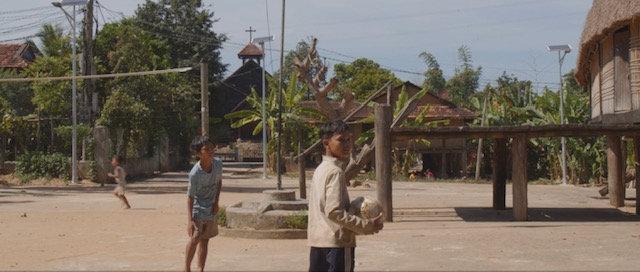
0, 6, 51, 16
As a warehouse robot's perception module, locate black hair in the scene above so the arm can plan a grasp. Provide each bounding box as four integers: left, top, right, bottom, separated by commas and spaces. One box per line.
320, 120, 349, 140
191, 135, 213, 153
112, 154, 124, 163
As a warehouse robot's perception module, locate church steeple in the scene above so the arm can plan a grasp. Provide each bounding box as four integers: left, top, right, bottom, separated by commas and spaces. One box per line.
237, 26, 263, 64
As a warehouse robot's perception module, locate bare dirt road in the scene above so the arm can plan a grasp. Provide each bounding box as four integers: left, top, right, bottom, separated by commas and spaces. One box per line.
1, 172, 638, 271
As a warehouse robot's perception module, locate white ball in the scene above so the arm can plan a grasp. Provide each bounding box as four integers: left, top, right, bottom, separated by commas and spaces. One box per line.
350, 196, 382, 219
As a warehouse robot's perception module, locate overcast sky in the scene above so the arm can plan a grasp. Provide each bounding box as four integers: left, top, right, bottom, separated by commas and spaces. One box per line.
3, 0, 592, 91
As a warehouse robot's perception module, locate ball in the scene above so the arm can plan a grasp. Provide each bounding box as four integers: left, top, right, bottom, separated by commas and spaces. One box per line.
350, 196, 383, 219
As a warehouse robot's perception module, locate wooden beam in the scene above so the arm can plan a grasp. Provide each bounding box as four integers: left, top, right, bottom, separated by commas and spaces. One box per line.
511, 135, 528, 221
634, 136, 640, 215
607, 135, 625, 207
492, 138, 507, 210
393, 124, 640, 140
375, 104, 393, 222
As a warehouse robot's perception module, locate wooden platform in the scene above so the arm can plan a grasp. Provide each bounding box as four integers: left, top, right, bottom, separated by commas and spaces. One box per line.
390, 124, 640, 221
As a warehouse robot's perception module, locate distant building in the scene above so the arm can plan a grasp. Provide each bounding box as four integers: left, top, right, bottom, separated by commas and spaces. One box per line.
575, 0, 640, 124
0, 42, 39, 70
210, 42, 269, 144
301, 81, 476, 177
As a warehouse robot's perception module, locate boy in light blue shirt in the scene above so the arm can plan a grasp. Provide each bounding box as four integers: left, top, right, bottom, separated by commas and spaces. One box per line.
184, 135, 222, 272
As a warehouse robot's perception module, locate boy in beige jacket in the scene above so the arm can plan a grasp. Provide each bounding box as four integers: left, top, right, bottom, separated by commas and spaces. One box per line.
308, 120, 383, 272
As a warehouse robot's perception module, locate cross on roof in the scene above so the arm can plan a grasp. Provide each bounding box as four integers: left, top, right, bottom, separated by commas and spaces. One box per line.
245, 26, 256, 43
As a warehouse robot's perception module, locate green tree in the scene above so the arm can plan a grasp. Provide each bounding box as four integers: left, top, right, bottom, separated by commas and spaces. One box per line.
419, 51, 446, 95
224, 72, 321, 167
95, 19, 197, 158
37, 24, 71, 57
446, 46, 482, 105
334, 58, 400, 101
134, 0, 227, 81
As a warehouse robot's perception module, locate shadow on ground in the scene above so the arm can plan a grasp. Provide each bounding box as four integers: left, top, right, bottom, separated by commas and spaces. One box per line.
454, 207, 640, 222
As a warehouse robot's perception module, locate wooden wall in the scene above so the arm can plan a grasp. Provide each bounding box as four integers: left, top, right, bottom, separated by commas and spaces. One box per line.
590, 48, 602, 119
589, 16, 640, 124
630, 17, 640, 111
600, 34, 616, 116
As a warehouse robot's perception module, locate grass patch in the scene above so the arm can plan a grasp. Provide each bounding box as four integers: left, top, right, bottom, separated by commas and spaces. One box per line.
283, 212, 308, 229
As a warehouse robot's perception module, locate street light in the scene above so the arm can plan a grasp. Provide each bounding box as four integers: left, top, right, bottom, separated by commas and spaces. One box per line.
253, 35, 274, 180
547, 44, 572, 185
52, 0, 87, 184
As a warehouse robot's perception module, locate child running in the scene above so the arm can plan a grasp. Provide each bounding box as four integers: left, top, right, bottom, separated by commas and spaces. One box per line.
308, 120, 383, 272
185, 135, 223, 272
108, 155, 131, 209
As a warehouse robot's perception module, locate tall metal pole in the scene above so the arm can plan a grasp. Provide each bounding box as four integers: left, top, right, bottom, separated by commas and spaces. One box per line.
200, 62, 209, 136
260, 42, 268, 179
276, 0, 285, 190
71, 5, 78, 184
559, 51, 567, 185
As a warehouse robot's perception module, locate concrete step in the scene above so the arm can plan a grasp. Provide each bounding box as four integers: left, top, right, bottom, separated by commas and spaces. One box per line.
225, 207, 307, 230
241, 200, 308, 211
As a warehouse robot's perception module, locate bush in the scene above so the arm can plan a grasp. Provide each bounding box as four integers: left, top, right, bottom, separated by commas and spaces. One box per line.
216, 206, 226, 227
283, 212, 308, 229
16, 152, 70, 182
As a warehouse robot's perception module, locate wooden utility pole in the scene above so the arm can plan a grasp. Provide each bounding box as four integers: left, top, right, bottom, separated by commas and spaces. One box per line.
200, 62, 209, 136
375, 104, 393, 222
82, 0, 96, 121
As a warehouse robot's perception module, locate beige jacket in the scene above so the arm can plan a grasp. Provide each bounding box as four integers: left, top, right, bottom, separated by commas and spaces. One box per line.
307, 155, 377, 248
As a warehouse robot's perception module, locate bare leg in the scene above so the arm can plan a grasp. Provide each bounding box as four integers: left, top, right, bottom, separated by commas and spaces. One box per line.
197, 239, 209, 272
185, 237, 199, 272
119, 195, 131, 209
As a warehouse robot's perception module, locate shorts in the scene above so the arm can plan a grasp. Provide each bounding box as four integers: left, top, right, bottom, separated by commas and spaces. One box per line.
309, 247, 355, 272
192, 219, 218, 240
113, 185, 125, 196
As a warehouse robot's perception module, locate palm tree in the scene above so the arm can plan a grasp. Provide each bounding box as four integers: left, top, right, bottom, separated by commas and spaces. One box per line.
224, 72, 322, 168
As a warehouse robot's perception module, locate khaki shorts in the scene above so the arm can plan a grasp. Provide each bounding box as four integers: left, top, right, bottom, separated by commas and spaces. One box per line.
113, 185, 125, 196
192, 219, 218, 240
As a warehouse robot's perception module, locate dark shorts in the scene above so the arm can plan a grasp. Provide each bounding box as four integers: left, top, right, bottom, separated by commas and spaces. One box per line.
309, 247, 355, 272
191, 219, 218, 240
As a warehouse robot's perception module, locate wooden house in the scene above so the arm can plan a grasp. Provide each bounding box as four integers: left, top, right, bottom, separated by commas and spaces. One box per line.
0, 42, 39, 71
301, 81, 476, 177
575, 0, 640, 124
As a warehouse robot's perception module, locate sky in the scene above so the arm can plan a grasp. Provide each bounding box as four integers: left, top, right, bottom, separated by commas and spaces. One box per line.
2, 0, 592, 91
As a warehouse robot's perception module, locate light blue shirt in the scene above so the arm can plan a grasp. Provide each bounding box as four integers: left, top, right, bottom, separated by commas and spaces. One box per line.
187, 157, 223, 221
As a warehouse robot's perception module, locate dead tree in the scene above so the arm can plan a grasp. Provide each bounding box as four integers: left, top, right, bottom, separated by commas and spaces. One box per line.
294, 37, 420, 186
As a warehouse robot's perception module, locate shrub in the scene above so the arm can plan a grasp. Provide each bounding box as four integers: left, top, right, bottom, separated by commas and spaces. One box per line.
16, 152, 70, 182
283, 212, 308, 229
216, 206, 226, 227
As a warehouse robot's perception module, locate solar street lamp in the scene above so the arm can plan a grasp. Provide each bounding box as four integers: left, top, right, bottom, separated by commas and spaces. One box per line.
52, 0, 88, 184
253, 35, 274, 180
547, 44, 572, 185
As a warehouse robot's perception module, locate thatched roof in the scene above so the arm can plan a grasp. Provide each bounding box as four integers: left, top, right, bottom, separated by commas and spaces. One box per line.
576, 0, 640, 86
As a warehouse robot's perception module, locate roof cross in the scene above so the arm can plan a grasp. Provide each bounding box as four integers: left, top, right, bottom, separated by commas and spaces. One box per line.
245, 26, 256, 43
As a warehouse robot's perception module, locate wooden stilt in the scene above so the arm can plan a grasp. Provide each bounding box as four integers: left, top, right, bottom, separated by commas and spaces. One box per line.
493, 138, 507, 210
511, 135, 528, 221
607, 135, 625, 207
634, 137, 640, 215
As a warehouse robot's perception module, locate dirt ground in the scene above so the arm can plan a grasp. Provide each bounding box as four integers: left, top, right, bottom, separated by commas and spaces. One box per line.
1, 172, 639, 271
